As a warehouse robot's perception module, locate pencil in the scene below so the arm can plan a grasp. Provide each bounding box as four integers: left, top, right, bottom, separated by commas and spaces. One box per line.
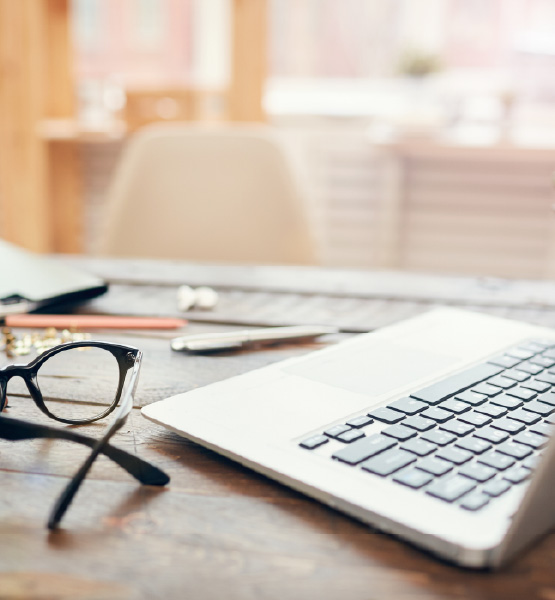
3, 314, 187, 330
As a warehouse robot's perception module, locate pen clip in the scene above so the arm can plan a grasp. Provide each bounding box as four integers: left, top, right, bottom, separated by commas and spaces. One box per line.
170, 336, 243, 352
186, 339, 244, 352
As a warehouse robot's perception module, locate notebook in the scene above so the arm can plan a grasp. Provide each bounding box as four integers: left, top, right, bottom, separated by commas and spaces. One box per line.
142, 308, 555, 568
0, 239, 107, 316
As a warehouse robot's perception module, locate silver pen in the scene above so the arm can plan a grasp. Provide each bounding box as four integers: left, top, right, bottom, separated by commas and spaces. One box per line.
171, 325, 338, 353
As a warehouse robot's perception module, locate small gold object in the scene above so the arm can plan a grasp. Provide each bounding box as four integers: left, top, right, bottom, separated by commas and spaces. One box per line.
2, 327, 16, 358
1, 326, 91, 357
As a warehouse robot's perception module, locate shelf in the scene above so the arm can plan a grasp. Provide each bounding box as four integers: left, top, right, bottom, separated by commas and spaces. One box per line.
38, 118, 128, 142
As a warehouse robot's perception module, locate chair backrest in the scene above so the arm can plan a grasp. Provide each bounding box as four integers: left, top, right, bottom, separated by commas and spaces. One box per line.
97, 124, 316, 264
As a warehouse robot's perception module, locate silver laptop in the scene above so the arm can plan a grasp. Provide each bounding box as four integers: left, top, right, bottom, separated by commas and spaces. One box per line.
142, 308, 555, 568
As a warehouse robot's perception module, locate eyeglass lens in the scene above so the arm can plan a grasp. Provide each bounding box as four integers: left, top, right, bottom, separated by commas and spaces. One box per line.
36, 346, 123, 422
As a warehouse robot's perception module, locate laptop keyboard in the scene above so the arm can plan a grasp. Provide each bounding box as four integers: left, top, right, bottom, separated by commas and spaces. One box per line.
298, 339, 555, 512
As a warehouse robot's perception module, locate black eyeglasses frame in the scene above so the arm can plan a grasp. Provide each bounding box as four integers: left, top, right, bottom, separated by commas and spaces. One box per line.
0, 340, 170, 529
0, 340, 137, 425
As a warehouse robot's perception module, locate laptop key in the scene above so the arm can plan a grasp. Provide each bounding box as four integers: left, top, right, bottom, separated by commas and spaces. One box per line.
535, 372, 555, 385
530, 356, 555, 369
381, 424, 417, 441
472, 383, 502, 396
387, 397, 427, 415
401, 438, 437, 457
435, 446, 473, 465
538, 392, 555, 406
455, 391, 488, 406
507, 348, 535, 360
488, 355, 522, 369
521, 341, 550, 352
490, 395, 523, 410
439, 421, 474, 437
416, 457, 453, 476
507, 408, 541, 425
516, 362, 543, 376
332, 434, 397, 465
458, 411, 492, 427
522, 400, 555, 416
455, 436, 492, 454
324, 424, 351, 438
420, 407, 454, 423
521, 380, 550, 393
512, 431, 547, 449
460, 492, 490, 511
490, 417, 525, 434
346, 415, 373, 428
403, 415, 436, 431
478, 451, 516, 471
393, 468, 433, 489
367, 407, 405, 424
505, 387, 536, 402
529, 339, 555, 348
458, 462, 496, 482
473, 426, 509, 444
502, 369, 530, 382
483, 479, 511, 497
487, 375, 517, 389
421, 430, 457, 446
299, 435, 329, 450
438, 399, 471, 414
426, 475, 476, 502
360, 448, 416, 477
503, 467, 530, 484
522, 455, 541, 470
529, 422, 554, 437
410, 363, 502, 405
496, 440, 533, 460
337, 429, 366, 443
475, 404, 507, 419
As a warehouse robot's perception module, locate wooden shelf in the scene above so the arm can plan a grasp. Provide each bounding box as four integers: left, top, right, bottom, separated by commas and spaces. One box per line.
39, 118, 127, 142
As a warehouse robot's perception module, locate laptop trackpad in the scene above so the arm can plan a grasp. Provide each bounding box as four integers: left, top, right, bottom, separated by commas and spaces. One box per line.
283, 341, 457, 398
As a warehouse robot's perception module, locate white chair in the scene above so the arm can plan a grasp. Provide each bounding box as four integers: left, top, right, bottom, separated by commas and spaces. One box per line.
97, 123, 316, 264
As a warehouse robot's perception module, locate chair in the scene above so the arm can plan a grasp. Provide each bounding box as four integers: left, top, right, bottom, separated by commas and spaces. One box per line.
97, 123, 316, 264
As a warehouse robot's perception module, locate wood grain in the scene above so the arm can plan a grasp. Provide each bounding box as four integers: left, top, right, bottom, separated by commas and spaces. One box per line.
0, 0, 81, 254
228, 0, 267, 122
2, 258, 555, 599
0, 0, 50, 252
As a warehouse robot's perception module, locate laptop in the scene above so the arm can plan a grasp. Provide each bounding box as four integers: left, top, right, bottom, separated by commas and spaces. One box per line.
142, 308, 555, 568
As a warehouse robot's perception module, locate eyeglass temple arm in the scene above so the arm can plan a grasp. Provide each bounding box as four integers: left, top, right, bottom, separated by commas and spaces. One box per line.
48, 427, 120, 529
0, 416, 170, 487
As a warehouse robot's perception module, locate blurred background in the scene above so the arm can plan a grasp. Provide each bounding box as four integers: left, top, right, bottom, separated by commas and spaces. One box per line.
3, 0, 555, 277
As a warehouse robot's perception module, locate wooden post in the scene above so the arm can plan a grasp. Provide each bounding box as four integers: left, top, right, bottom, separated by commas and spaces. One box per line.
0, 0, 80, 253
228, 0, 267, 121
0, 0, 51, 251
44, 0, 75, 119
44, 0, 82, 253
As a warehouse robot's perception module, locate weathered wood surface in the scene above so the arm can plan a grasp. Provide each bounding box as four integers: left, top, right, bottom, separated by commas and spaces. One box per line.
2, 258, 555, 600
61, 256, 555, 333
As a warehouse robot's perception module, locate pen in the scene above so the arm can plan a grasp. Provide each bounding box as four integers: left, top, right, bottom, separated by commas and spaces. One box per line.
4, 314, 187, 330
170, 325, 338, 352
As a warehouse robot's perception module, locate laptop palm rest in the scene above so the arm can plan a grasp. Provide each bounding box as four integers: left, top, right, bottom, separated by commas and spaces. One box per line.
283, 341, 456, 398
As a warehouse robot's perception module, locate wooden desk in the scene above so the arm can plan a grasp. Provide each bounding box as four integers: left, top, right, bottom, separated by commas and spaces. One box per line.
2, 258, 555, 599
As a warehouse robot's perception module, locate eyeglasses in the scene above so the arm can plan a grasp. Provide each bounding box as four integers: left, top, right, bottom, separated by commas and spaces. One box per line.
0, 340, 170, 529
